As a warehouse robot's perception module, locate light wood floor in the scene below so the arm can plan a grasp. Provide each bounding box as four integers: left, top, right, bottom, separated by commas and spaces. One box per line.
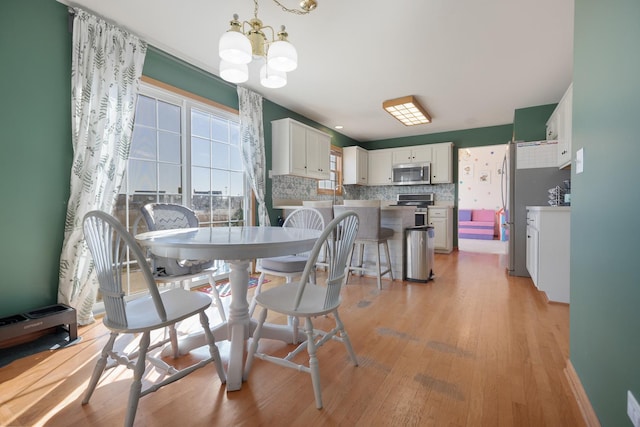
0, 251, 585, 426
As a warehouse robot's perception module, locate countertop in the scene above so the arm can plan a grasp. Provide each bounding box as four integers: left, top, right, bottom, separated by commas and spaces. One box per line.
526, 206, 571, 212
273, 199, 455, 210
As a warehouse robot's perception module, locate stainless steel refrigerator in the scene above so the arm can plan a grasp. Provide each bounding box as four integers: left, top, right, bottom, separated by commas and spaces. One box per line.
501, 140, 570, 277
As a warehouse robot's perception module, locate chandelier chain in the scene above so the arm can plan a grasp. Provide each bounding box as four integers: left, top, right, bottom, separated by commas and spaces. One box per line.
271, 0, 312, 15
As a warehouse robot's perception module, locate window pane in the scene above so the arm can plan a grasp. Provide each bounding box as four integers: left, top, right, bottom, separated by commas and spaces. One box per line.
158, 131, 180, 163
211, 117, 228, 142
192, 110, 210, 138
158, 100, 180, 132
212, 142, 229, 169
230, 196, 244, 223
159, 163, 181, 194
192, 137, 210, 167
212, 196, 229, 223
128, 159, 156, 193
192, 195, 211, 223
212, 169, 230, 195
135, 95, 156, 127
192, 166, 210, 194
131, 126, 156, 160
230, 125, 240, 147
158, 194, 183, 205
229, 171, 244, 196
230, 146, 243, 171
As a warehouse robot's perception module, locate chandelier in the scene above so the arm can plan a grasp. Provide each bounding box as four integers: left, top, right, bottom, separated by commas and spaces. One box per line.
218, 0, 318, 88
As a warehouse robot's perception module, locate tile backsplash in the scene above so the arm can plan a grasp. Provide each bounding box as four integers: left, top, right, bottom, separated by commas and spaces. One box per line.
272, 175, 455, 205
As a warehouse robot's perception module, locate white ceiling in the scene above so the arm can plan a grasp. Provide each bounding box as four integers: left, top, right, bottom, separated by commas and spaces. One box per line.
60, 0, 574, 143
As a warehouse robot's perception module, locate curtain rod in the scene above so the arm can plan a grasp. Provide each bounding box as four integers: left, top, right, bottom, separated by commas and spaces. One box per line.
64, 5, 236, 90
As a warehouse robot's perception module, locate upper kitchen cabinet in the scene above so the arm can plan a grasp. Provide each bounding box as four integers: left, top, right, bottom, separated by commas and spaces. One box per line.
546, 83, 573, 169
391, 145, 432, 165
430, 142, 454, 184
272, 118, 331, 180
367, 148, 394, 185
343, 146, 368, 185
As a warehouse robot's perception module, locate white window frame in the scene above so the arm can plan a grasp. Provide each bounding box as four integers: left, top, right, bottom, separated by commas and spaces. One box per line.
94, 81, 249, 316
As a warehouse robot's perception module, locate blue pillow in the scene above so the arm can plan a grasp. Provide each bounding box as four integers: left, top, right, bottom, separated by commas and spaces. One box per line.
459, 209, 472, 221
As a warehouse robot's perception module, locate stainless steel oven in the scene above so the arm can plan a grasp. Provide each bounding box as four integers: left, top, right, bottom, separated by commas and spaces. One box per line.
414, 211, 428, 226
389, 194, 434, 225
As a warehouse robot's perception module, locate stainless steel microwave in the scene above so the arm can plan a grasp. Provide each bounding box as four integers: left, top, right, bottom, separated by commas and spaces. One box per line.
392, 163, 431, 185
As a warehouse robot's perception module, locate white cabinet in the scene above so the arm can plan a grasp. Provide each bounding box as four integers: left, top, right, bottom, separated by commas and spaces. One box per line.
547, 83, 573, 169
342, 142, 453, 186
526, 223, 539, 287
428, 206, 453, 253
271, 118, 331, 180
392, 146, 432, 165
343, 146, 368, 185
430, 142, 453, 184
367, 149, 394, 185
525, 206, 570, 303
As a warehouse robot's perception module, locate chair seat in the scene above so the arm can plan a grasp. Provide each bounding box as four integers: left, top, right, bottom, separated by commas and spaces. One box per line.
380, 227, 394, 239
255, 282, 340, 317
354, 227, 394, 243
260, 255, 309, 273
104, 289, 212, 333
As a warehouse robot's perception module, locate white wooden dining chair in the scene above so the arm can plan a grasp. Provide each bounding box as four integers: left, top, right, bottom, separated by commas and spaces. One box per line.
250, 206, 325, 313
82, 210, 226, 427
302, 201, 334, 269
244, 210, 360, 409
139, 203, 226, 324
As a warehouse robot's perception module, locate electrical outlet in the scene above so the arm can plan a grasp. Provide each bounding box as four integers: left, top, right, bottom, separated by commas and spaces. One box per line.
628, 391, 640, 427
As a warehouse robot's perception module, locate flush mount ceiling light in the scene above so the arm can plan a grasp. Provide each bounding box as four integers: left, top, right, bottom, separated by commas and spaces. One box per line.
219, 0, 317, 88
382, 95, 432, 126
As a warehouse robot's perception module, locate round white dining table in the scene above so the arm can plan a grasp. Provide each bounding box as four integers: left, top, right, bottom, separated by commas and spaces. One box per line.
136, 226, 321, 391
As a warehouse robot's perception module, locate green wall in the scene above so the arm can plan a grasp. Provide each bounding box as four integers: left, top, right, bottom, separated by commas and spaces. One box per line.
571, 0, 640, 425
513, 104, 557, 142
0, 0, 72, 317
366, 124, 513, 150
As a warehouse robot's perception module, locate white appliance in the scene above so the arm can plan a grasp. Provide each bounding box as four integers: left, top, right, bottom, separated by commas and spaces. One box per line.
502, 140, 570, 276
392, 163, 431, 185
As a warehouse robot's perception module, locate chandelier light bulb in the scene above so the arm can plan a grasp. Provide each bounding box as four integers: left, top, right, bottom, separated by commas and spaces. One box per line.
260, 64, 287, 88
220, 60, 249, 83
268, 42, 298, 72
218, 16, 252, 65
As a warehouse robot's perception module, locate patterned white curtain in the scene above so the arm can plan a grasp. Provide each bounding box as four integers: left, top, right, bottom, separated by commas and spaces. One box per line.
57, 9, 147, 325
238, 87, 271, 226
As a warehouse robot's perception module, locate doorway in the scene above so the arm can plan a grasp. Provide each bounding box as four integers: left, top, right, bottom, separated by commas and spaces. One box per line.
457, 144, 507, 255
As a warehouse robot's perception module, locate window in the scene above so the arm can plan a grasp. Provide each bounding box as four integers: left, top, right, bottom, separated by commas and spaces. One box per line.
318, 146, 342, 195
111, 81, 248, 299
191, 108, 245, 227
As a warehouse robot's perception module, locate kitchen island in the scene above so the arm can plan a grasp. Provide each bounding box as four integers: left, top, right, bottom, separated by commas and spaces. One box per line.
276, 202, 415, 284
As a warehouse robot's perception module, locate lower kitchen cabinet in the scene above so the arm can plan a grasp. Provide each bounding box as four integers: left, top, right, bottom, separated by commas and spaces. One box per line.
427, 206, 453, 253
526, 206, 570, 303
